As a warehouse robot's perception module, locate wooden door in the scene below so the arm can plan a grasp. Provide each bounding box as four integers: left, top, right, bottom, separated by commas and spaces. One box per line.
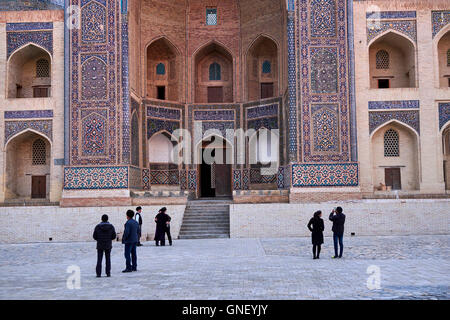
261, 83, 274, 99
385, 168, 401, 190
215, 164, 231, 197
31, 176, 46, 198
208, 87, 223, 103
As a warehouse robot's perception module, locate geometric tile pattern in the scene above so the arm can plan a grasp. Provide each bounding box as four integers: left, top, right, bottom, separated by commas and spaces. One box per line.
246, 104, 278, 120
310, 47, 338, 94
432, 11, 450, 38
297, 0, 351, 163
250, 168, 277, 184
188, 170, 197, 191
63, 166, 128, 190
81, 0, 107, 43
147, 119, 180, 140
439, 103, 450, 130
81, 112, 107, 156
367, 20, 417, 44
81, 56, 108, 100
369, 110, 420, 135
6, 22, 53, 31
142, 168, 150, 190
292, 163, 359, 187
150, 169, 179, 185
287, 12, 298, 160
368, 100, 420, 110
233, 169, 242, 190
4, 120, 52, 145
310, 0, 337, 37
366, 11, 417, 19
311, 104, 339, 152
7, 31, 53, 58
4, 110, 54, 119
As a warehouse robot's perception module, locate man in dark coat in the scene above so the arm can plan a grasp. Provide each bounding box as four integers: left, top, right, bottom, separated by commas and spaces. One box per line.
135, 206, 143, 246
122, 210, 139, 272
329, 206, 346, 258
165, 211, 172, 246
154, 207, 169, 246
93, 214, 116, 277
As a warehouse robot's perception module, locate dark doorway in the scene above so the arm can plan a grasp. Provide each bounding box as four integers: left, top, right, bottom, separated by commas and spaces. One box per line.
207, 86, 223, 103
261, 82, 274, 99
31, 176, 46, 198
378, 79, 390, 89
385, 168, 401, 190
157, 86, 166, 100
199, 140, 232, 198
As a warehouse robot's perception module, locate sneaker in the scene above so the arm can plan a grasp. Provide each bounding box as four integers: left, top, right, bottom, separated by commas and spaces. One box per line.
332, 256, 339, 259
122, 269, 132, 273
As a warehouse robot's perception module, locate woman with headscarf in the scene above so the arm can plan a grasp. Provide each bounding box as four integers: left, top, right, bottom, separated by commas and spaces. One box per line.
154, 207, 169, 246
307, 210, 324, 259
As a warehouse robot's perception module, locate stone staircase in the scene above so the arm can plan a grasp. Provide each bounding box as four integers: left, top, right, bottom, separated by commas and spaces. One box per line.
178, 200, 231, 239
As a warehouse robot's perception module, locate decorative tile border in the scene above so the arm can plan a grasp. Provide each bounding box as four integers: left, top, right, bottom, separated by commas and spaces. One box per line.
63, 166, 129, 190
368, 100, 420, 110
292, 163, 359, 187
194, 110, 235, 121
7, 31, 53, 58
4, 110, 53, 119
6, 22, 53, 31
142, 168, 151, 190
439, 103, 450, 130
0, 1, 63, 11
367, 20, 417, 44
129, 166, 142, 189
246, 103, 278, 120
147, 106, 181, 120
369, 110, 420, 135
366, 11, 416, 20
432, 11, 450, 38
5, 120, 52, 145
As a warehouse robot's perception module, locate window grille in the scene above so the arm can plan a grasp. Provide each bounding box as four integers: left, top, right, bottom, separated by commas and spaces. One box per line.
32, 139, 46, 165
209, 62, 221, 81
262, 60, 271, 74
156, 63, 165, 75
36, 59, 50, 78
376, 50, 389, 69
384, 129, 399, 157
206, 8, 217, 25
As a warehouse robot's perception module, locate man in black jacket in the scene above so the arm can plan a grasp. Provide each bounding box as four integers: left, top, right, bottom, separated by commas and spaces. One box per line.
93, 214, 117, 277
329, 206, 346, 258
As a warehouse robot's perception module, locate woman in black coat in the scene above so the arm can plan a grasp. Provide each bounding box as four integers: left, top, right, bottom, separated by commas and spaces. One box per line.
154, 207, 169, 246
307, 210, 324, 259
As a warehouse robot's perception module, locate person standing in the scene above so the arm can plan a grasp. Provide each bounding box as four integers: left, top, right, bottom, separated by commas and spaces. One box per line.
164, 209, 172, 246
122, 210, 139, 272
329, 206, 346, 258
307, 210, 324, 259
93, 214, 116, 277
154, 207, 169, 246
135, 206, 143, 246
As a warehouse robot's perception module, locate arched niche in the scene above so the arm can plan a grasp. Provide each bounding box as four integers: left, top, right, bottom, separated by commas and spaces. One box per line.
369, 31, 417, 89
7, 44, 52, 98
146, 37, 180, 101
437, 30, 450, 88
246, 35, 279, 101
194, 42, 234, 103
370, 121, 419, 191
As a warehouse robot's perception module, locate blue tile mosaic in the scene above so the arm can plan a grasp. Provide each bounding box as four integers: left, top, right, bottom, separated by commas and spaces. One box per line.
439, 103, 450, 130
369, 110, 420, 135
432, 11, 450, 38
4, 110, 53, 119
6, 22, 53, 31
368, 100, 420, 110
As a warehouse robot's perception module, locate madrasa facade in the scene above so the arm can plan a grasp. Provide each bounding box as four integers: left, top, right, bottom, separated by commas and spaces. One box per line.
0, 0, 449, 207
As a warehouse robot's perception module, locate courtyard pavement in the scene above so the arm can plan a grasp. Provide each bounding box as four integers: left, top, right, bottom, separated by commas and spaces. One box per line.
0, 235, 449, 300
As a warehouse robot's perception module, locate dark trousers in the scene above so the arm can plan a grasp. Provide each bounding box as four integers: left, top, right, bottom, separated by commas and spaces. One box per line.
312, 244, 321, 258
137, 226, 142, 245
333, 234, 344, 257
155, 239, 165, 246
96, 248, 111, 276
165, 227, 172, 245
124, 243, 137, 271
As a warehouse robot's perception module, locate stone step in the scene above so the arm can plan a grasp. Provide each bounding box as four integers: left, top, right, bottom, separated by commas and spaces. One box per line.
180, 226, 230, 232
178, 234, 230, 239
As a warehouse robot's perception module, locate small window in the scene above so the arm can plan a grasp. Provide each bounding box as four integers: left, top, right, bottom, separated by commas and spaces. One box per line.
206, 8, 217, 25
384, 129, 399, 157
32, 139, 46, 165
157, 86, 166, 100
378, 79, 390, 89
36, 59, 50, 78
376, 50, 389, 69
262, 60, 271, 74
156, 63, 165, 75
209, 62, 221, 81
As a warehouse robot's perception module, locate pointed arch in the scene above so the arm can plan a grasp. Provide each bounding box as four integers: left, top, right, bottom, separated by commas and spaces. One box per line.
4, 128, 52, 151
370, 119, 420, 140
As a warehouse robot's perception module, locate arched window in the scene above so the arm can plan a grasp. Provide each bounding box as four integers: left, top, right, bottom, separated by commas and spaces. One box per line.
156, 63, 166, 75
384, 129, 399, 157
447, 49, 450, 67
32, 139, 47, 165
36, 59, 50, 78
262, 60, 271, 74
209, 62, 221, 81
376, 50, 390, 69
